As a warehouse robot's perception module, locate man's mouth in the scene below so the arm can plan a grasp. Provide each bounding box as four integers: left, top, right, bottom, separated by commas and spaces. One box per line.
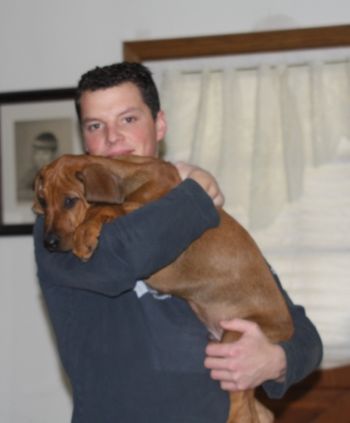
107, 149, 135, 157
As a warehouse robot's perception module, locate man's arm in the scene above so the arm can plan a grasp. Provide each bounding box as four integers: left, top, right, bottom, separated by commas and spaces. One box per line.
34, 179, 219, 296
204, 269, 323, 398
263, 271, 323, 398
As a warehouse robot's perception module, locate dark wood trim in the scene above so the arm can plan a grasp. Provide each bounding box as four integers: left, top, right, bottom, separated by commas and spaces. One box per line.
123, 24, 350, 62
0, 88, 76, 104
311, 391, 350, 423
0, 224, 33, 236
258, 366, 350, 422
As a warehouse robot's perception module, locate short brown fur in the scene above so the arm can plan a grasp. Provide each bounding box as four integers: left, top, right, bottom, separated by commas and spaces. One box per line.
34, 154, 293, 423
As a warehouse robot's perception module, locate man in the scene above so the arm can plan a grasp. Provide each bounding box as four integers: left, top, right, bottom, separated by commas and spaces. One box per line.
34, 62, 322, 422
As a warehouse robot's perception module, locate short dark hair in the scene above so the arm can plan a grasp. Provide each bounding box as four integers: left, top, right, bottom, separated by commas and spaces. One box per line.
75, 62, 160, 122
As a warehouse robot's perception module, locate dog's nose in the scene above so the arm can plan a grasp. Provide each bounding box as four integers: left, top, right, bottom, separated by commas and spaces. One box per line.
44, 232, 60, 251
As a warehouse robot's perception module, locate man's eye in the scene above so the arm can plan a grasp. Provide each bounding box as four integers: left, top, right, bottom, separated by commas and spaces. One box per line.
85, 122, 102, 132
123, 116, 137, 124
64, 197, 79, 209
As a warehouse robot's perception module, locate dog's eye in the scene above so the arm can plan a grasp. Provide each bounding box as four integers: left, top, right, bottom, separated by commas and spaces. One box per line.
38, 197, 47, 209
64, 197, 79, 209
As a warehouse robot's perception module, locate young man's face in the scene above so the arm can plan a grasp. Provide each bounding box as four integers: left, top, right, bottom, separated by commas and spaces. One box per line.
80, 82, 166, 158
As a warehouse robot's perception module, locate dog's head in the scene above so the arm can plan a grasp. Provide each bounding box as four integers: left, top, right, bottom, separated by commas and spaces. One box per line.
33, 154, 125, 252
34, 153, 181, 253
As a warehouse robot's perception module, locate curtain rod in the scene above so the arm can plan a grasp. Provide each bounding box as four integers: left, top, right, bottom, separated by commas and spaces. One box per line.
174, 57, 350, 75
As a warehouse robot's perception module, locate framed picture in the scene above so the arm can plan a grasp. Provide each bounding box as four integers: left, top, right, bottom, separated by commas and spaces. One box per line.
0, 88, 84, 235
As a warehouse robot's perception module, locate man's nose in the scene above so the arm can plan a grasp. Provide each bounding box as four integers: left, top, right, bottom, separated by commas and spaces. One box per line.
106, 125, 123, 144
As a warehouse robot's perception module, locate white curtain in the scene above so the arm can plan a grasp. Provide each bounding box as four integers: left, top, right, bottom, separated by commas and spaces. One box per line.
158, 60, 350, 368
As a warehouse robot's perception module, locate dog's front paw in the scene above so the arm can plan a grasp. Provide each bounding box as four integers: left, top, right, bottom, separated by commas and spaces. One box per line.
73, 222, 101, 261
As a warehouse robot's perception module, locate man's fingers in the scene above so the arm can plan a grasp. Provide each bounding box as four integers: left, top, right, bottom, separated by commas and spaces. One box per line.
174, 161, 191, 179
220, 381, 239, 391
206, 341, 236, 358
174, 161, 225, 207
220, 318, 259, 334
209, 370, 241, 391
204, 356, 231, 370
212, 190, 225, 207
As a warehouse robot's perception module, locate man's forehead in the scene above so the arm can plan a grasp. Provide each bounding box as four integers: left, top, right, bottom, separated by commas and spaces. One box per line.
80, 84, 147, 117
81, 83, 143, 102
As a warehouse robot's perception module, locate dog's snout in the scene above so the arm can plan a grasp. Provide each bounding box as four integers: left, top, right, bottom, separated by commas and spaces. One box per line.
44, 232, 60, 251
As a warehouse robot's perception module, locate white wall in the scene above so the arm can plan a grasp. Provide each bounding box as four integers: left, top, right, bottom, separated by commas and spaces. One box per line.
1, 1, 349, 421
1, 0, 350, 91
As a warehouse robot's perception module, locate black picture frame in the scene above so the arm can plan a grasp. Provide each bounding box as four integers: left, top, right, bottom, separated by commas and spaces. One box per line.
0, 87, 81, 235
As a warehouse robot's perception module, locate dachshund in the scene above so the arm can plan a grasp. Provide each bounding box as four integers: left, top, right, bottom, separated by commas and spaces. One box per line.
34, 153, 293, 423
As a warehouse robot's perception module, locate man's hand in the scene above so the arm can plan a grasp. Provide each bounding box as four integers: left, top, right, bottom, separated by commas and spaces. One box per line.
204, 318, 287, 391
175, 162, 225, 207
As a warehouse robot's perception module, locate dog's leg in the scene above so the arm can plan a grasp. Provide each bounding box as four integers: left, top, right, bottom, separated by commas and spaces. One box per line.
226, 390, 261, 423
221, 329, 273, 423
73, 205, 124, 261
254, 399, 274, 423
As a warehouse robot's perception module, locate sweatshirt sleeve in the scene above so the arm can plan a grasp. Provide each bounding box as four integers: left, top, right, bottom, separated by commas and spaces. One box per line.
34, 179, 219, 296
262, 267, 323, 398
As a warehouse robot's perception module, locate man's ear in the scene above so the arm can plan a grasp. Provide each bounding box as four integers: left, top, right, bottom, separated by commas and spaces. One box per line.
155, 110, 167, 142
76, 164, 125, 204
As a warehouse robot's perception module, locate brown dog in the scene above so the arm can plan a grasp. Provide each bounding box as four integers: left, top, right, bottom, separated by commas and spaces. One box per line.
34, 153, 293, 423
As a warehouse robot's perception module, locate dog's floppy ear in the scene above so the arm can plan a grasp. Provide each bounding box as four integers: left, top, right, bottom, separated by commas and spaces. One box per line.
32, 173, 45, 215
76, 164, 125, 204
